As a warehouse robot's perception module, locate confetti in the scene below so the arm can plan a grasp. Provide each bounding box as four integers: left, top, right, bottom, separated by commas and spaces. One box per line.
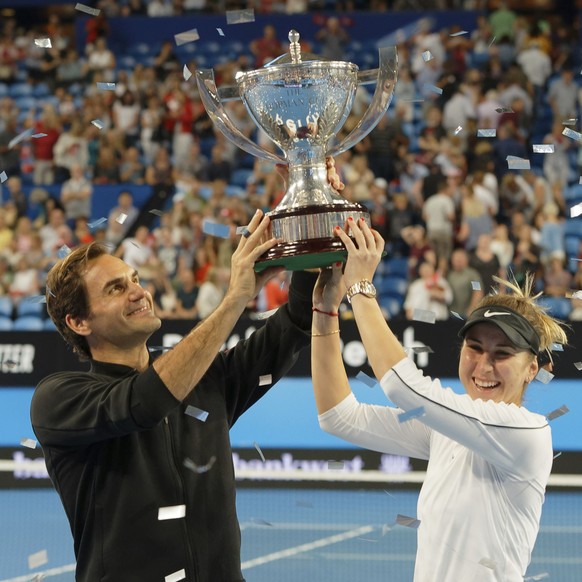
535, 369, 554, 384
574, 361, 582, 370
258, 374, 272, 386
551, 343, 564, 352
412, 308, 436, 324
453, 126, 463, 135
450, 311, 464, 320
471, 280, 481, 291
34, 38, 52, 48
553, 451, 562, 459
174, 28, 199, 46
546, 404, 568, 420
183, 65, 192, 81
32, 133, 47, 139
115, 212, 128, 225
421, 50, 433, 61
355, 370, 377, 387
165, 569, 186, 582
91, 119, 104, 129
506, 155, 530, 170
488, 36, 496, 47
449, 30, 468, 37
148, 345, 173, 352
202, 219, 230, 238
183, 455, 216, 474
28, 549, 48, 569
57, 245, 71, 259
148, 209, 164, 217
562, 118, 577, 126
158, 504, 186, 520
579, 176, 582, 184
423, 83, 443, 95
0, 171, 6, 183
226, 9, 255, 24
8, 128, 33, 149
398, 406, 426, 423
524, 573, 550, 581
217, 28, 225, 36
25, 295, 46, 304
495, 106, 513, 113
20, 438, 37, 449
235, 225, 249, 235
87, 217, 107, 229
532, 144, 554, 153
327, 460, 344, 470
396, 514, 420, 529
254, 441, 266, 462
411, 346, 434, 354
185, 405, 209, 422
75, 2, 101, 15
255, 308, 278, 320
569, 202, 582, 218
96, 82, 116, 91
562, 127, 582, 142
477, 129, 496, 138
479, 558, 497, 570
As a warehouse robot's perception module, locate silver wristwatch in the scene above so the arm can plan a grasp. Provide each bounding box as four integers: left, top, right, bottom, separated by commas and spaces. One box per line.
346, 279, 377, 303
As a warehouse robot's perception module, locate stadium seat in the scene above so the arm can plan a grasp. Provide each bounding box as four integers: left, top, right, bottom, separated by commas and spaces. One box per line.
0, 316, 13, 331
16, 299, 45, 319
564, 219, 582, 238
378, 276, 408, 298
43, 317, 57, 331
0, 296, 13, 318
383, 257, 409, 278
565, 236, 581, 258
231, 168, 253, 188
537, 296, 573, 320
13, 316, 44, 331
380, 295, 404, 319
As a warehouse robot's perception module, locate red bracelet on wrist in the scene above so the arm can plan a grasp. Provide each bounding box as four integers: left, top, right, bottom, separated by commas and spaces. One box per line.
312, 307, 339, 317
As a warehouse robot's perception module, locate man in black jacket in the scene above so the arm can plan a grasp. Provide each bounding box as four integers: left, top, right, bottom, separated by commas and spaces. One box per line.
31, 209, 318, 582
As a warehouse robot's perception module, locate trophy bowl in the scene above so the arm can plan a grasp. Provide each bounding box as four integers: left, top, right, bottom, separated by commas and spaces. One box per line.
196, 31, 398, 271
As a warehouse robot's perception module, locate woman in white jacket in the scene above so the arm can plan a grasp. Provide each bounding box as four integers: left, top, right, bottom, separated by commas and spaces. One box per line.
311, 218, 567, 582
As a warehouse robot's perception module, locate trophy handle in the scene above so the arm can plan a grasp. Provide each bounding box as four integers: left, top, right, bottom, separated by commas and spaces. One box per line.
195, 69, 286, 164
327, 46, 398, 157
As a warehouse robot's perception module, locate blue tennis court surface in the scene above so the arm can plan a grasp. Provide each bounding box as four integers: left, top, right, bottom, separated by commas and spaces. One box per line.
0, 488, 580, 581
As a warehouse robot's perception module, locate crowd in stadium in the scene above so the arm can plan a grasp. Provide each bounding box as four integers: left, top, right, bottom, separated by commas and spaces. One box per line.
1, 1, 582, 328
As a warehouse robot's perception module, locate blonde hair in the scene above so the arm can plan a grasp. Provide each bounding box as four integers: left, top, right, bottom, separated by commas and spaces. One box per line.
476, 272, 568, 362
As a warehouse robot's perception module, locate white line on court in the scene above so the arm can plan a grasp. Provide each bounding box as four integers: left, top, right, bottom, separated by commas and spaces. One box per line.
0, 563, 76, 582
241, 524, 375, 570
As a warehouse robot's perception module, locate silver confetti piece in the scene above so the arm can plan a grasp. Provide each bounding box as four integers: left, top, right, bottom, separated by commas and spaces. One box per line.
148, 209, 164, 217
495, 106, 513, 113
355, 371, 377, 387
115, 212, 128, 224
8, 128, 33, 149
0, 171, 7, 183
570, 202, 582, 218
258, 374, 272, 386
34, 38, 52, 48
471, 280, 481, 291
574, 362, 582, 371
226, 9, 255, 24
165, 569, 186, 582
396, 514, 420, 529
477, 128, 496, 138
254, 441, 266, 462
20, 437, 37, 449
411, 346, 434, 354
546, 404, 569, 420
412, 308, 436, 324
96, 82, 116, 91
506, 155, 530, 170
551, 343, 564, 352
532, 144, 554, 153
28, 549, 48, 569
235, 225, 249, 235
255, 308, 278, 320
217, 28, 225, 36
32, 132, 47, 139
202, 219, 230, 239
424, 83, 443, 95
450, 311, 464, 320
185, 405, 209, 422
327, 460, 344, 470
535, 369, 554, 384
87, 217, 107, 229
158, 504, 186, 520
449, 30, 468, 37
398, 406, 426, 423
524, 573, 549, 581
183, 65, 192, 81
25, 295, 46, 304
562, 118, 577, 126
553, 451, 562, 459
453, 125, 463, 135
562, 127, 582, 142
421, 50, 433, 61
174, 28, 199, 46
75, 2, 101, 15
91, 119, 104, 129
57, 245, 71, 259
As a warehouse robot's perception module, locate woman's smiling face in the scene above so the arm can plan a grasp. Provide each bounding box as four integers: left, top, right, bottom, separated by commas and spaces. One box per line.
458, 323, 538, 406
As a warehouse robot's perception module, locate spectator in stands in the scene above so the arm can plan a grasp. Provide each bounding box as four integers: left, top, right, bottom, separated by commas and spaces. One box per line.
39, 207, 71, 256
492, 121, 528, 180
56, 48, 87, 89
53, 120, 89, 183
315, 16, 350, 61
512, 224, 541, 287
114, 224, 156, 280
490, 222, 514, 279
9, 254, 40, 305
32, 104, 62, 185
543, 253, 572, 298
0, 34, 21, 84
417, 105, 447, 164
543, 120, 573, 189
152, 39, 180, 77
250, 24, 283, 68
343, 153, 375, 205
442, 82, 478, 134
516, 40, 552, 111
139, 94, 164, 165
0, 208, 13, 253
469, 233, 502, 294
262, 271, 289, 312
119, 146, 145, 184
196, 266, 227, 319
538, 201, 565, 266
0, 114, 22, 177
173, 266, 199, 319
112, 90, 140, 148
488, 1, 517, 42
457, 182, 494, 254
447, 248, 483, 318
147, 0, 176, 17
206, 144, 233, 184
144, 264, 177, 319
105, 190, 139, 245
61, 164, 93, 227
93, 145, 121, 185
86, 37, 116, 82
568, 263, 582, 321
548, 66, 578, 121
4, 175, 27, 219
404, 260, 453, 321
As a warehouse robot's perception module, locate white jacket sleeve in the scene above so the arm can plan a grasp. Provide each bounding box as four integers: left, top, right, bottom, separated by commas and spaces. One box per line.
318, 392, 431, 460
381, 357, 551, 480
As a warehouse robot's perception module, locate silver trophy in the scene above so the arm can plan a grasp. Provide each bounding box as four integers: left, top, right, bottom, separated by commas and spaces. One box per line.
196, 30, 398, 271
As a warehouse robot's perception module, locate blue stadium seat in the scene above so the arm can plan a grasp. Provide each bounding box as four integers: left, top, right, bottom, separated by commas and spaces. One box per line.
378, 276, 408, 298
231, 168, 253, 188
537, 296, 572, 320
13, 316, 44, 331
380, 295, 404, 319
0, 83, 9, 97
0, 296, 13, 318
16, 299, 45, 319
43, 317, 57, 331
383, 257, 409, 278
0, 316, 13, 331
564, 219, 582, 238
565, 236, 581, 258
9, 83, 32, 97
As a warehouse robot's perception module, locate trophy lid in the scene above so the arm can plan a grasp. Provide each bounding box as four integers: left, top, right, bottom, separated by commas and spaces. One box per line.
263, 30, 332, 68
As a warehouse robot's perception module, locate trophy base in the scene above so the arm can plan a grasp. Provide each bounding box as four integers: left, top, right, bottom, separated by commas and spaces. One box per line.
254, 239, 348, 272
